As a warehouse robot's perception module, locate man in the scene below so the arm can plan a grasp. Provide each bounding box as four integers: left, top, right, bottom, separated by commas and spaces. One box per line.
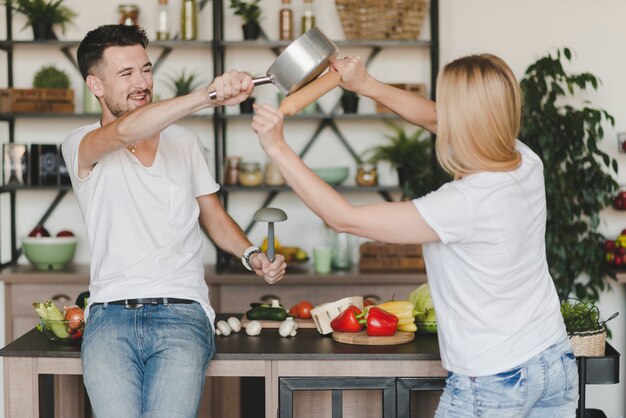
61, 24, 286, 417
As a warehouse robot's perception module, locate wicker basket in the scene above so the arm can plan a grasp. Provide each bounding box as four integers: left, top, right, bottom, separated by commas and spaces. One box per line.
569, 328, 606, 357
335, 0, 429, 40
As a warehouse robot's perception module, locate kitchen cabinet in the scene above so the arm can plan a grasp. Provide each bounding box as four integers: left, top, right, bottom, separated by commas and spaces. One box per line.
211, 0, 440, 271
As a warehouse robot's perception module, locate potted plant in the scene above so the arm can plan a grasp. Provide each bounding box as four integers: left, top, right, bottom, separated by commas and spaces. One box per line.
163, 69, 202, 97
229, 0, 262, 40
5, 0, 77, 39
363, 122, 437, 199
33, 65, 70, 89
340, 89, 359, 114
520, 48, 619, 303
560, 299, 618, 356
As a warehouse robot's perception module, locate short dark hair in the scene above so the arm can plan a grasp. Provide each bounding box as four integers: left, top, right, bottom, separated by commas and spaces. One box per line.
77, 25, 149, 80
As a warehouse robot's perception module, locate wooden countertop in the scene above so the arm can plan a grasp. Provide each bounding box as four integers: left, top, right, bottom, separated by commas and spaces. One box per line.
0, 264, 427, 285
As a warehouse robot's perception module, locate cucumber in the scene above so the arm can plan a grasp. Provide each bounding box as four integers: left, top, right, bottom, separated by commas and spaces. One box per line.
246, 307, 287, 321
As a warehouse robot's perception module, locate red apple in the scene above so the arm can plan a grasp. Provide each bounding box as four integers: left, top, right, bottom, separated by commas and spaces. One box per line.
56, 230, 75, 237
614, 256, 624, 266
28, 225, 50, 237
604, 240, 616, 251
621, 229, 626, 236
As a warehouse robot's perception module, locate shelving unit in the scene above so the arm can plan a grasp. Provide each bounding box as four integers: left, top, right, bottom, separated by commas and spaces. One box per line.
211, 0, 439, 271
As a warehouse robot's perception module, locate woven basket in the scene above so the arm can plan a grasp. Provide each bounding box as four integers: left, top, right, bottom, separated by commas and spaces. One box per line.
569, 328, 606, 357
335, 0, 429, 40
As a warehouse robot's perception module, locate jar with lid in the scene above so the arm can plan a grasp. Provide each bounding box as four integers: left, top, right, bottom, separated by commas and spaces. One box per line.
279, 0, 293, 40
224, 156, 241, 186
156, 0, 171, 40
118, 4, 140, 26
180, 0, 198, 40
238, 162, 263, 187
356, 163, 378, 187
264, 162, 285, 186
301, 0, 316, 34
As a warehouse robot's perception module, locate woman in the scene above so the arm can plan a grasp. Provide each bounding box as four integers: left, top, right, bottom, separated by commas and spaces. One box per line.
251, 54, 578, 417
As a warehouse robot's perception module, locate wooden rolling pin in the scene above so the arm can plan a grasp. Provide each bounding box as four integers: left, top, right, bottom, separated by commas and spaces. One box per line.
278, 72, 342, 116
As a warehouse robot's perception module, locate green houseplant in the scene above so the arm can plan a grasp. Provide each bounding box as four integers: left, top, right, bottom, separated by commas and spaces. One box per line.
519, 48, 619, 303
364, 123, 435, 199
560, 299, 618, 356
163, 69, 202, 97
32, 65, 70, 89
5, 0, 77, 39
229, 0, 262, 40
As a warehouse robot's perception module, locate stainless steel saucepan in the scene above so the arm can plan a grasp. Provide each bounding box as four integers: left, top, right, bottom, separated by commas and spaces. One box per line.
209, 27, 341, 114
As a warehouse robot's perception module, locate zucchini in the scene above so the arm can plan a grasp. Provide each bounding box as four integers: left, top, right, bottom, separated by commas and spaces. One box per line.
246, 306, 288, 321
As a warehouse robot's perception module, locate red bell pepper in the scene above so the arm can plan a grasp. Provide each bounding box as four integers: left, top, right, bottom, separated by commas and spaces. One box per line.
330, 306, 364, 332
364, 307, 398, 336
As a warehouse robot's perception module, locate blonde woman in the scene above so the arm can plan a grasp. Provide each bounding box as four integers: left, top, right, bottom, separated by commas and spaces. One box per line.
252, 54, 578, 417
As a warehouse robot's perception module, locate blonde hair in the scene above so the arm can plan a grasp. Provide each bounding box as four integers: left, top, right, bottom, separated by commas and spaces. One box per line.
435, 54, 521, 178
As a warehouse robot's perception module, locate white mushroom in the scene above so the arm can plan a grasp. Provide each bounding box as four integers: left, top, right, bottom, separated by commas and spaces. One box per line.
279, 317, 298, 337
216, 320, 232, 336
245, 320, 262, 336
270, 299, 281, 308
227, 316, 242, 333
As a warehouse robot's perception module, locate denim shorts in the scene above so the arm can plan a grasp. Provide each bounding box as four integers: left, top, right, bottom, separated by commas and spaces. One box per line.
81, 302, 215, 418
435, 338, 578, 417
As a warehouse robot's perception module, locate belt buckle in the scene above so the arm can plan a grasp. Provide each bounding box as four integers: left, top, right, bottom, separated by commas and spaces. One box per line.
124, 300, 144, 309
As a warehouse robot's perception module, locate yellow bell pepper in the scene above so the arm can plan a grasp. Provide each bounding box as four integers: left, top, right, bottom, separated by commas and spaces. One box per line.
375, 300, 417, 333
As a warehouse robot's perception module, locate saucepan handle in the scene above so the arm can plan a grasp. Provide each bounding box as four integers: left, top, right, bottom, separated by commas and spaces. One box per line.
208, 75, 273, 100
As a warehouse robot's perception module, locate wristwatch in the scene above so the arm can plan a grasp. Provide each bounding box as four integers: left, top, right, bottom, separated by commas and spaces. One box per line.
241, 246, 262, 271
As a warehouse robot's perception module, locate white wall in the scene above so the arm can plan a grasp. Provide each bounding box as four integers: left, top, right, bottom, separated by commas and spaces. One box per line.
1, 0, 625, 417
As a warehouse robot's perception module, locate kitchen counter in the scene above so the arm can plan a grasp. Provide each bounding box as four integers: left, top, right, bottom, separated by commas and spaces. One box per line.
0, 316, 445, 418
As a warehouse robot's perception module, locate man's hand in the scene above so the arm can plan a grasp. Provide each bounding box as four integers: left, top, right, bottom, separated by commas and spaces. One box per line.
208, 70, 253, 106
249, 252, 286, 284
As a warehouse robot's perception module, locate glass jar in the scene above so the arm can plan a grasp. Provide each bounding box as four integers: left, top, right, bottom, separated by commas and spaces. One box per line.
238, 162, 263, 187
301, 0, 316, 34
118, 4, 140, 26
264, 162, 285, 186
356, 163, 378, 187
224, 156, 241, 186
156, 0, 171, 41
180, 0, 198, 40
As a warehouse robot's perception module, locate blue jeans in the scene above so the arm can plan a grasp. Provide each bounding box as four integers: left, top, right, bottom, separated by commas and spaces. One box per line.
435, 338, 578, 417
81, 302, 215, 418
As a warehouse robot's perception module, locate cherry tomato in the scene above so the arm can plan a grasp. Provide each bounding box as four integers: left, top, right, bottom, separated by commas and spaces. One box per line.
297, 300, 314, 319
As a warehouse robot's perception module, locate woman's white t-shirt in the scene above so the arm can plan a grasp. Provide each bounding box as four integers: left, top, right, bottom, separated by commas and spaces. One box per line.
413, 140, 567, 377
62, 122, 219, 324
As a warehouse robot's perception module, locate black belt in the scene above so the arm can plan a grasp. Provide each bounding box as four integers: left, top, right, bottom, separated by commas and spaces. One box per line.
104, 298, 194, 309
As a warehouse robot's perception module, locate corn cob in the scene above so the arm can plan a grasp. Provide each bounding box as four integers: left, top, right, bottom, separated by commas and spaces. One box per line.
375, 301, 417, 333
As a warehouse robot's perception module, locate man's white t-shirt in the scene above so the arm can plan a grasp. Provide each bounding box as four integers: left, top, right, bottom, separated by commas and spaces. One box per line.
61, 122, 219, 324
413, 140, 567, 377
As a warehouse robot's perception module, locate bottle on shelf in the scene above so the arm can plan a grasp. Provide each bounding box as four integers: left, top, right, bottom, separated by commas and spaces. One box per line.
156, 0, 171, 40
279, 0, 293, 41
118, 4, 140, 26
180, 0, 198, 40
301, 0, 316, 34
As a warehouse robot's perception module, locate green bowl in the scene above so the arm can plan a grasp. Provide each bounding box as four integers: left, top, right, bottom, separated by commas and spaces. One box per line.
312, 167, 349, 185
22, 237, 77, 270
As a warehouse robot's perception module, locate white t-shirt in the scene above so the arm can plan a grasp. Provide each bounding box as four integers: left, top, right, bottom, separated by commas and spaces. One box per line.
61, 122, 220, 324
413, 140, 567, 376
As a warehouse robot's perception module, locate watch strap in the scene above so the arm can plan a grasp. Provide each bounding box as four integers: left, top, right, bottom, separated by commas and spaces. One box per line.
241, 246, 262, 271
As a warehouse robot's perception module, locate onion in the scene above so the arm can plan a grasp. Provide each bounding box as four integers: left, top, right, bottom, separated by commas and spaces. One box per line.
64, 305, 84, 330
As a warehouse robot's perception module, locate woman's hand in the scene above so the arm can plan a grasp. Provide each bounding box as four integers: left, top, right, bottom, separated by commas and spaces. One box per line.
331, 56, 373, 95
208, 70, 253, 106
250, 253, 286, 284
251, 103, 286, 154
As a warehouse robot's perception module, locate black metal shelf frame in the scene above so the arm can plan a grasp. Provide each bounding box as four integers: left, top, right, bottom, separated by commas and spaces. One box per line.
211, 0, 439, 270
0, 1, 213, 268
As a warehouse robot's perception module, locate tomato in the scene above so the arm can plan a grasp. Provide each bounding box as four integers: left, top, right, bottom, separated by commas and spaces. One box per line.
296, 300, 313, 319
363, 298, 377, 307
289, 304, 299, 317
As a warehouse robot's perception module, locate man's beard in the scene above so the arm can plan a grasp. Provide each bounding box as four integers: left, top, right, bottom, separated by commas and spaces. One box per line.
104, 90, 151, 118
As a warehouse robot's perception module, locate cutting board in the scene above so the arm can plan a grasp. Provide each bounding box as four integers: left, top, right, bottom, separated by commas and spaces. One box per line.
240, 314, 318, 329
332, 330, 415, 345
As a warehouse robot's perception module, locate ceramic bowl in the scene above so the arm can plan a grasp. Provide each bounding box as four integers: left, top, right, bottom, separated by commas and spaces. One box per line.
312, 167, 349, 186
22, 237, 77, 270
